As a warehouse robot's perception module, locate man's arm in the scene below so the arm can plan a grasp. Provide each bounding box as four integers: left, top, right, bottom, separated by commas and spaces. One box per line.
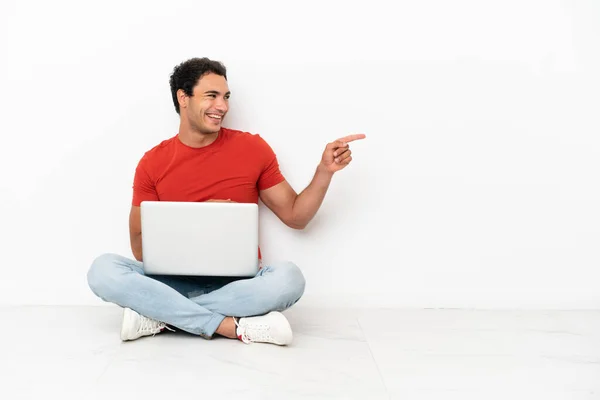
260, 167, 332, 229
129, 206, 143, 261
260, 134, 366, 229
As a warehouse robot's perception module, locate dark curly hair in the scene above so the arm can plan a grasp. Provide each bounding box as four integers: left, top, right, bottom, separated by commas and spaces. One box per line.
169, 57, 227, 114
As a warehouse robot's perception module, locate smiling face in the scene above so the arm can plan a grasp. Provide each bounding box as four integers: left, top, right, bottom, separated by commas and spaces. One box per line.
178, 73, 230, 135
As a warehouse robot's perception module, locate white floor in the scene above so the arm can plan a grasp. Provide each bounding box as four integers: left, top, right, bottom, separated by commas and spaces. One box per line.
2, 306, 599, 399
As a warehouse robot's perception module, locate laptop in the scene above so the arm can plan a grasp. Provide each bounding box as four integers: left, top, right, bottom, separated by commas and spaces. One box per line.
140, 201, 260, 277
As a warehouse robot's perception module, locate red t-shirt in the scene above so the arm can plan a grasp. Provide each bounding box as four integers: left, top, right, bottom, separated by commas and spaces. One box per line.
132, 127, 285, 259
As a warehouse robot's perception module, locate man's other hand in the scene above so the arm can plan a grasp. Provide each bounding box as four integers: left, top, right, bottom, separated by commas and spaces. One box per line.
205, 199, 237, 203
319, 134, 366, 174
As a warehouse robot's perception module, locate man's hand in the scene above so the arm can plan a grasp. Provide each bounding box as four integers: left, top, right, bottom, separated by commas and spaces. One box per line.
319, 134, 366, 174
205, 199, 236, 203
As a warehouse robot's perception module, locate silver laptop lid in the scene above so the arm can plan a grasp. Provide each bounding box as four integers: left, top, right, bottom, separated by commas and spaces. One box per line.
140, 201, 259, 277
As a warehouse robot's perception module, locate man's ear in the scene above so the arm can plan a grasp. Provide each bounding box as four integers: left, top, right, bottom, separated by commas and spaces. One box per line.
177, 89, 189, 110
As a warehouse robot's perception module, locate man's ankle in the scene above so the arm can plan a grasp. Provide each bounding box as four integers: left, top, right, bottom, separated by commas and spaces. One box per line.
215, 316, 237, 339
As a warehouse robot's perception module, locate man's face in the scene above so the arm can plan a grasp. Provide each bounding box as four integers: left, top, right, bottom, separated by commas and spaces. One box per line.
181, 73, 230, 134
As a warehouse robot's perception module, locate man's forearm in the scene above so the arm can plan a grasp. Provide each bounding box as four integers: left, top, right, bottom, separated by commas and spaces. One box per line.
290, 164, 334, 229
131, 233, 143, 262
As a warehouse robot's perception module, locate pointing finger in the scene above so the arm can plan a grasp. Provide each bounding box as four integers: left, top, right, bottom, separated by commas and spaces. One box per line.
337, 133, 366, 144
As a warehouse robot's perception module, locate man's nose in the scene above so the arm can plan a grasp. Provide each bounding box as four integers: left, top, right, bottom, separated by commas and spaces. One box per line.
215, 97, 228, 112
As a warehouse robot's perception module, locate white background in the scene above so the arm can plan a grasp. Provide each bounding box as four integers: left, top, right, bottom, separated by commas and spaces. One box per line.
1, 0, 598, 309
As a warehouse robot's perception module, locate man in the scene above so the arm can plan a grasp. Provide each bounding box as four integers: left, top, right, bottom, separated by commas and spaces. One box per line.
87, 57, 365, 345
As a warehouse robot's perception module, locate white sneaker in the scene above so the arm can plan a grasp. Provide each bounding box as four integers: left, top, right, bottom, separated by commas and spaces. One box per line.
235, 311, 293, 345
120, 308, 173, 341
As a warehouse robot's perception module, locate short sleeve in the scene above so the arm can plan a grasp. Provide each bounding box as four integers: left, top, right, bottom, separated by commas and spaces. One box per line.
256, 135, 285, 191
132, 158, 159, 206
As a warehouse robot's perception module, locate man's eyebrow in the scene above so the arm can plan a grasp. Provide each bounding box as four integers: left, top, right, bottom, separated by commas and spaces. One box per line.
204, 90, 231, 96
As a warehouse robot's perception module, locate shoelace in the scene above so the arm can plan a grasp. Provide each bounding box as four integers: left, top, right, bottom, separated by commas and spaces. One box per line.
139, 316, 175, 336
235, 318, 272, 344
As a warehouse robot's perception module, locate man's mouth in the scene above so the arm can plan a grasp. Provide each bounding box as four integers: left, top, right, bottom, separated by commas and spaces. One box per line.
206, 113, 223, 122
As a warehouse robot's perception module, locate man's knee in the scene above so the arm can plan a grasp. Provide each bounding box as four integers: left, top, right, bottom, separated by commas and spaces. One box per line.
271, 261, 306, 305
87, 253, 123, 299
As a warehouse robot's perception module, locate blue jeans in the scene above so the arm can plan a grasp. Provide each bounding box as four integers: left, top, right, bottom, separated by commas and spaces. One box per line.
87, 253, 306, 338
